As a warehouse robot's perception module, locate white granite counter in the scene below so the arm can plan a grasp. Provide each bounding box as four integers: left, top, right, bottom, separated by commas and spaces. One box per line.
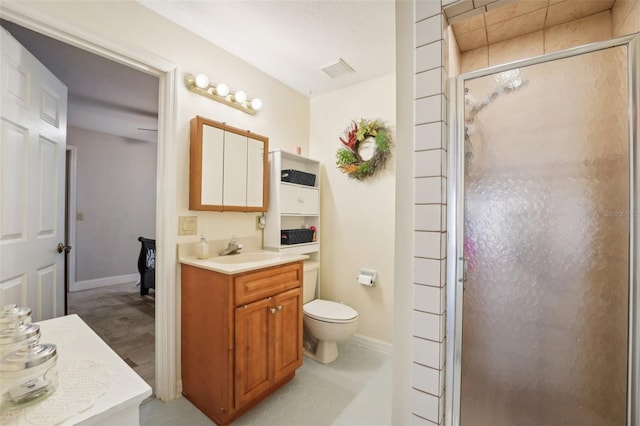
1, 314, 151, 426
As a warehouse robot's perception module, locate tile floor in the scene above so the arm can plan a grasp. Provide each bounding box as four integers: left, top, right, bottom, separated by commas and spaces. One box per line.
140, 341, 391, 426
67, 282, 156, 389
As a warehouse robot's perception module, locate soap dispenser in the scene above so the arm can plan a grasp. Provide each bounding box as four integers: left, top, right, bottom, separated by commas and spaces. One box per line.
196, 236, 209, 259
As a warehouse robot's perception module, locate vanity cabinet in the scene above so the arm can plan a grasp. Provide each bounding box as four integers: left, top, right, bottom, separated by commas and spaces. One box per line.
189, 116, 268, 212
181, 261, 303, 426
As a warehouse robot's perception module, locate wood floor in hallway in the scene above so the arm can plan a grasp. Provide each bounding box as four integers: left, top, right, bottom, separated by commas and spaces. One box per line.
67, 282, 155, 391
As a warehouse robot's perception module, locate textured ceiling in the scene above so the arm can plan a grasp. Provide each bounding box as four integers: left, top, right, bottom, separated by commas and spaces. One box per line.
138, 0, 396, 96
447, 0, 616, 52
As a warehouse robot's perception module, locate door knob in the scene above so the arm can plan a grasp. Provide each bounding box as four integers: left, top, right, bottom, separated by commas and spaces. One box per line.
57, 243, 72, 254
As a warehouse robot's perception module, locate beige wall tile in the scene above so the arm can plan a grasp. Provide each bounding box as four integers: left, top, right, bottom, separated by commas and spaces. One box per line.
451, 11, 485, 35
417, 14, 444, 47
632, 0, 640, 33
613, 0, 637, 35
489, 31, 543, 66
545, 0, 614, 28
456, 26, 488, 51
460, 46, 489, 73
412, 363, 442, 397
484, 0, 548, 26
411, 389, 440, 423
545, 11, 612, 53
413, 258, 442, 286
447, 27, 462, 77
487, 8, 546, 44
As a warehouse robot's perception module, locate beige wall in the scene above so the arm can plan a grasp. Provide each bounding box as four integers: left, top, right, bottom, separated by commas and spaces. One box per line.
460, 10, 614, 73
70, 126, 157, 282
309, 74, 396, 344
15, 1, 310, 245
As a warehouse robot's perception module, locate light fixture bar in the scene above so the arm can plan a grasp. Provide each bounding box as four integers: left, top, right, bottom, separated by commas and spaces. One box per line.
184, 73, 262, 115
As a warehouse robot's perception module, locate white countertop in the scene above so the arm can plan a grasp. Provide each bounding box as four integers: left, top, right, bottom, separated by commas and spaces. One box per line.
179, 250, 308, 274
1, 314, 152, 425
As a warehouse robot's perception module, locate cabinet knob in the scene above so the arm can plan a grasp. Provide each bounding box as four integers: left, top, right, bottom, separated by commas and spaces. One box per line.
276, 305, 283, 311
270, 307, 276, 314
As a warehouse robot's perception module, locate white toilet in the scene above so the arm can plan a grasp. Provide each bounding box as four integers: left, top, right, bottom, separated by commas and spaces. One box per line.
302, 261, 358, 364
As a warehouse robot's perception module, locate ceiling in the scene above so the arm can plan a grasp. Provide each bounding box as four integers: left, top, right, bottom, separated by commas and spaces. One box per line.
137, 0, 396, 96
5, 1, 609, 144
1, 20, 160, 144
446, 0, 616, 52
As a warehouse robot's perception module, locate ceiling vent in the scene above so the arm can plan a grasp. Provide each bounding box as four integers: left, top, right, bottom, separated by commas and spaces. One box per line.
321, 58, 355, 79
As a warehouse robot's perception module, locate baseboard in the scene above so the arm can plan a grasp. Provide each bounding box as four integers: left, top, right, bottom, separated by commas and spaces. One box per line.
348, 333, 392, 355
70, 273, 140, 292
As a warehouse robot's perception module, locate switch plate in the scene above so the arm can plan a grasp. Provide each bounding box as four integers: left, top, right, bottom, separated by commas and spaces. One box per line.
179, 216, 197, 235
76, 212, 84, 221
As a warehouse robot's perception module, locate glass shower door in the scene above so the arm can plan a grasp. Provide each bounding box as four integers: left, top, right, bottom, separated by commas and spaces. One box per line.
459, 45, 630, 426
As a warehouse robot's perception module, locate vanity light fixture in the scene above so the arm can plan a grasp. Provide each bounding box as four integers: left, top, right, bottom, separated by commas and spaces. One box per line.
184, 73, 262, 115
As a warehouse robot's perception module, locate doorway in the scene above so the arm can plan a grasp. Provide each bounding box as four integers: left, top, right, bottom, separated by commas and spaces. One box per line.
0, 5, 178, 401
446, 35, 640, 426
2, 19, 160, 391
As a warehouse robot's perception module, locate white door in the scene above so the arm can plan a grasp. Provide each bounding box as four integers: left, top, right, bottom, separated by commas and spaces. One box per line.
0, 29, 68, 321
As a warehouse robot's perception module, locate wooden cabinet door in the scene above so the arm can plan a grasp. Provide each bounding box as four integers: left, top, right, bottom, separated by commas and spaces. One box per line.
235, 298, 273, 408
272, 288, 303, 382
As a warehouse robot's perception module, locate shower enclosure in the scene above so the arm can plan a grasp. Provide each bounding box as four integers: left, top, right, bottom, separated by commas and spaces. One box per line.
446, 35, 639, 426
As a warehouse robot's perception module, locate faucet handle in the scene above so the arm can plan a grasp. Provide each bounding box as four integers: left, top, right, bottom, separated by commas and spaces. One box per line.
229, 235, 238, 244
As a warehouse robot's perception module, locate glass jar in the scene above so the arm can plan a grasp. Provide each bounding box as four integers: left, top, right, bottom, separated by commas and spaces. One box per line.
0, 323, 41, 356
0, 343, 58, 410
0, 304, 32, 330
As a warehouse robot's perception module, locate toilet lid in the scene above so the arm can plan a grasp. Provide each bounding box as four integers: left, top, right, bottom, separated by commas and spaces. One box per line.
303, 299, 358, 323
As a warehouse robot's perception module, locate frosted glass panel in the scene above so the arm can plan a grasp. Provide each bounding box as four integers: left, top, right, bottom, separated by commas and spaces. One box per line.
461, 46, 629, 426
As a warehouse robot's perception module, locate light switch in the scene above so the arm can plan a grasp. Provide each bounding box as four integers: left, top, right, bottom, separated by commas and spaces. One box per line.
76, 212, 84, 221
179, 216, 197, 235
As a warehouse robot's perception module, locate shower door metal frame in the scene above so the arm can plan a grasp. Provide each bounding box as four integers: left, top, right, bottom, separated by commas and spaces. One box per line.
445, 34, 640, 426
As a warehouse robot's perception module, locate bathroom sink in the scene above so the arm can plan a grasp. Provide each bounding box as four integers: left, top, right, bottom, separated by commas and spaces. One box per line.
209, 252, 284, 264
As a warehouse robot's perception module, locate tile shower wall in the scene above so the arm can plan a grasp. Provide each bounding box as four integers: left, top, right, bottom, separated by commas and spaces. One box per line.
459, 8, 631, 74
413, 1, 447, 424
409, 0, 639, 424
613, 0, 640, 36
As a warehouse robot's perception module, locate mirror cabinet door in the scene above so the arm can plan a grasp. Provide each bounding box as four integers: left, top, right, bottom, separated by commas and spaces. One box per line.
222, 131, 248, 208
200, 124, 224, 206
189, 116, 268, 212
246, 137, 265, 208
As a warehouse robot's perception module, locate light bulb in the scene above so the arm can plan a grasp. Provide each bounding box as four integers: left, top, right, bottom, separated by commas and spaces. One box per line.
216, 83, 229, 97
234, 90, 247, 104
251, 98, 263, 111
194, 74, 209, 89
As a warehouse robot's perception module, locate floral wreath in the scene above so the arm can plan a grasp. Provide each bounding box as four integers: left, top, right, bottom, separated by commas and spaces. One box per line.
336, 118, 392, 180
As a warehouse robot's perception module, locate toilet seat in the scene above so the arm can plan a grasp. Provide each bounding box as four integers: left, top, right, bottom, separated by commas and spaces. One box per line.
303, 299, 358, 324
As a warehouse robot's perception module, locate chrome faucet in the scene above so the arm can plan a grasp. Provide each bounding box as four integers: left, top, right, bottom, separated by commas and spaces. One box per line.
219, 235, 243, 256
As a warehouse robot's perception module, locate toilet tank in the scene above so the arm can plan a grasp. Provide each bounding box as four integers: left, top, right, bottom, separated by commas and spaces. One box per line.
303, 260, 319, 304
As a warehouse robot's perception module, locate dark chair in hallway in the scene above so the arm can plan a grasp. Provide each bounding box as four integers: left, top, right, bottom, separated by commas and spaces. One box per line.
137, 237, 156, 296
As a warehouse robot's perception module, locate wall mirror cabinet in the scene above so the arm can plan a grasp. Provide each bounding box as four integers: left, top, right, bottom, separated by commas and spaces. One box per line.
190, 116, 268, 212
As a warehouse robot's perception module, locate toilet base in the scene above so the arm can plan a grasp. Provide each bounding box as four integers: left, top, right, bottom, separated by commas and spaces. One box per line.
303, 340, 339, 364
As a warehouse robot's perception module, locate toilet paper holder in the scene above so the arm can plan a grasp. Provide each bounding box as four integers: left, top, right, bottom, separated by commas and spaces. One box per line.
356, 269, 377, 286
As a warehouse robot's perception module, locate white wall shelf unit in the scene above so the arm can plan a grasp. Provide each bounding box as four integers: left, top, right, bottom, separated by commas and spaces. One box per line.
265, 150, 320, 261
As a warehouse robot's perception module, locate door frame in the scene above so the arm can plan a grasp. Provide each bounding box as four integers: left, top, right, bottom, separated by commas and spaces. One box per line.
0, 3, 179, 401
445, 34, 640, 426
